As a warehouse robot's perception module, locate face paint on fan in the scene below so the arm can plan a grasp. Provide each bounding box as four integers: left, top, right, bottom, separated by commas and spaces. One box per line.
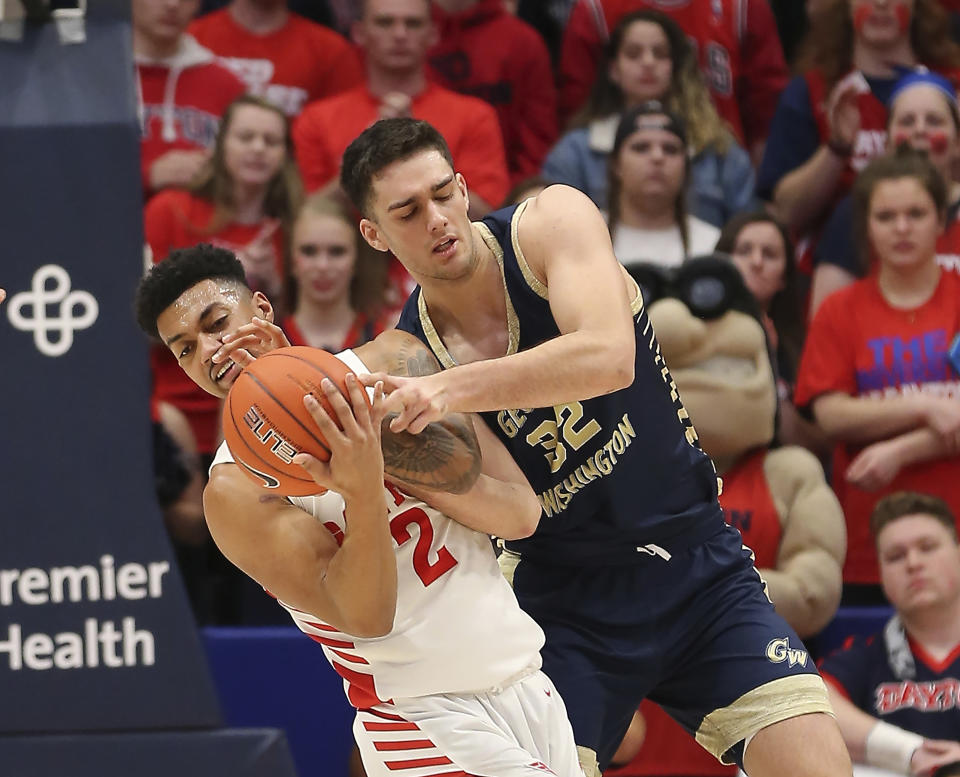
895, 2, 911, 32
852, 2, 911, 34
892, 130, 950, 153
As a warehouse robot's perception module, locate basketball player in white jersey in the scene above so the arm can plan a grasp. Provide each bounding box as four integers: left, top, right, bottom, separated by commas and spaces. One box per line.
134, 244, 583, 777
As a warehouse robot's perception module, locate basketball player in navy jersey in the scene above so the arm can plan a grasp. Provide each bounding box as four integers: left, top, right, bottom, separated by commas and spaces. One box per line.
337, 117, 853, 777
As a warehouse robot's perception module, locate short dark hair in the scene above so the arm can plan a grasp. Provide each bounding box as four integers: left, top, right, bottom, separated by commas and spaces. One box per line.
340, 118, 455, 217
135, 244, 248, 340
871, 491, 957, 543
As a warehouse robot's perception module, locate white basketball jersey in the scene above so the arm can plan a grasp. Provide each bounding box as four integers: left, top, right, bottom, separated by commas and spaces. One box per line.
211, 348, 544, 707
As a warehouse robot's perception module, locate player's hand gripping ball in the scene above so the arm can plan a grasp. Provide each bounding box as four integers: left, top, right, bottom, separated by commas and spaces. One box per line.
222, 346, 368, 495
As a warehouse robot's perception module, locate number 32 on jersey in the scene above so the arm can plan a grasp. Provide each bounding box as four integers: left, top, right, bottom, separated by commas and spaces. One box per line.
498, 401, 601, 473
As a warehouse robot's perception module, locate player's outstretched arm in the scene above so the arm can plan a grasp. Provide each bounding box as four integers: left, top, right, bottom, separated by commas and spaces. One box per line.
402, 419, 541, 540
366, 185, 637, 433
203, 378, 397, 638
356, 329, 481, 494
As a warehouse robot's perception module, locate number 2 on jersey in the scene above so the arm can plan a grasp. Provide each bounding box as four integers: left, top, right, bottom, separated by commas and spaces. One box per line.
389, 507, 458, 587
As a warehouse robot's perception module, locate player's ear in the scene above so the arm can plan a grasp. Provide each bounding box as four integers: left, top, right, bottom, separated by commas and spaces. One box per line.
252, 290, 274, 323
360, 218, 390, 253
456, 172, 469, 212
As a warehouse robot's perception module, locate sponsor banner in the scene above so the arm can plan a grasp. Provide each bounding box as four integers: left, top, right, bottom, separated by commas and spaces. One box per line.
0, 1, 221, 732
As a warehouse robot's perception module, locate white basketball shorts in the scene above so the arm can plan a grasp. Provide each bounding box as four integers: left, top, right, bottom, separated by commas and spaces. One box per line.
353, 668, 582, 777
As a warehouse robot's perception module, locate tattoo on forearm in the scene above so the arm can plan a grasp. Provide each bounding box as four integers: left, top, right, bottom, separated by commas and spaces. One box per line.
381, 414, 481, 494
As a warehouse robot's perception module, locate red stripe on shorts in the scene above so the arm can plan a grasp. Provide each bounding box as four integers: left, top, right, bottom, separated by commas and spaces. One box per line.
363, 721, 420, 732
307, 633, 355, 649
385, 755, 453, 770
373, 739, 435, 751
330, 648, 368, 664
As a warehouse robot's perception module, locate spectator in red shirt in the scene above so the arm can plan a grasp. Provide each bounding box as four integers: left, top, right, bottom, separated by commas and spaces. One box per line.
810, 69, 960, 315
281, 193, 390, 351
558, 0, 788, 159
146, 94, 303, 459
795, 147, 960, 603
757, 0, 960, 241
292, 0, 509, 215
134, 0, 246, 200
189, 0, 363, 118
427, 0, 557, 184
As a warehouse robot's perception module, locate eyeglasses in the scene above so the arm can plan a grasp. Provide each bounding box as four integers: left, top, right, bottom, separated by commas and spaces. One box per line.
627, 255, 762, 321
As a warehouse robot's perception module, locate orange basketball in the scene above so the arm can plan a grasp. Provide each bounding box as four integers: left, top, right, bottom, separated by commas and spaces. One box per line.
222, 346, 364, 496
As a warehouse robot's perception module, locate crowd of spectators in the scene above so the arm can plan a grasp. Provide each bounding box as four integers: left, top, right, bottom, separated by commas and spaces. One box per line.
134, 1, 960, 772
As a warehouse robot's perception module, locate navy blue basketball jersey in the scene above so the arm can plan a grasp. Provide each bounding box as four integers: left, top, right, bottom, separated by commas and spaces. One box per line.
820, 628, 960, 740
396, 202, 721, 564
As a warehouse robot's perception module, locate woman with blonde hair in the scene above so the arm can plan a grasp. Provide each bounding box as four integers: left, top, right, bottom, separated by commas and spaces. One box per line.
146, 93, 303, 304
541, 9, 754, 227
281, 192, 389, 352
145, 93, 302, 461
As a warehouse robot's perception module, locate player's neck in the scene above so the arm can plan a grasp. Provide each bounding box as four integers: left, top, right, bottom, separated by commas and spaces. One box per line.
229, 0, 289, 34
852, 40, 916, 78
366, 66, 427, 99
419, 227, 506, 337
903, 596, 960, 657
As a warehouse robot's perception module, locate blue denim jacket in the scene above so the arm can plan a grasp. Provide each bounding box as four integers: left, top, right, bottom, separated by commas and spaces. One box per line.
542, 115, 758, 227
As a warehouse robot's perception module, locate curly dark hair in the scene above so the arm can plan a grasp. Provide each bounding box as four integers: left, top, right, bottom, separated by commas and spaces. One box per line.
340, 118, 455, 217
135, 244, 248, 340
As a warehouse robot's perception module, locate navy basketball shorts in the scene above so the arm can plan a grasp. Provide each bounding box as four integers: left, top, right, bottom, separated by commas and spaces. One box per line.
507, 519, 832, 771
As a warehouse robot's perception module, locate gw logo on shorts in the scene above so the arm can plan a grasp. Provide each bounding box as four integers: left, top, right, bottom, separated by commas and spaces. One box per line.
765, 637, 808, 667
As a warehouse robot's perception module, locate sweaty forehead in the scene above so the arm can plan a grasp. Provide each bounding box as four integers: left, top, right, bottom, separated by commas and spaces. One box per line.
156, 279, 245, 340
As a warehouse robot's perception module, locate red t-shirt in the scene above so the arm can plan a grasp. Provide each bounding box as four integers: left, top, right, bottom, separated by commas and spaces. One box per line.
718, 450, 783, 570
428, 0, 557, 183
795, 272, 960, 583
145, 189, 287, 455
559, 0, 787, 147
281, 313, 386, 352
188, 10, 363, 117
292, 83, 510, 207
137, 52, 245, 198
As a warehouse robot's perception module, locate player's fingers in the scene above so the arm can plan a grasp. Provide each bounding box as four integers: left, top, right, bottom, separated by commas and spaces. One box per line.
250, 317, 291, 348
360, 372, 403, 393
228, 348, 257, 369
213, 336, 257, 363
407, 407, 438, 435
369, 381, 388, 427
344, 373, 373, 428
292, 452, 332, 488
0, 289, 6, 305
303, 392, 347, 446
320, 378, 363, 437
